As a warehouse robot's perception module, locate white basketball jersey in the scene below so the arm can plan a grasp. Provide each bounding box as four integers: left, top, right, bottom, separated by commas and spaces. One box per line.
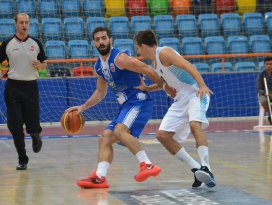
155, 46, 199, 94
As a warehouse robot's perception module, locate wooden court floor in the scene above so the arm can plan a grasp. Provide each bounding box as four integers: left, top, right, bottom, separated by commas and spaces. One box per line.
0, 121, 272, 205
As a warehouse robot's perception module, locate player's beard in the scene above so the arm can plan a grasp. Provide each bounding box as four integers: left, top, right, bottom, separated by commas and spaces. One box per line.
97, 43, 111, 56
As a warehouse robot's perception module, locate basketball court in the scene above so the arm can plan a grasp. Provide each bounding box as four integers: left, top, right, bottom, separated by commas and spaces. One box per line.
0, 119, 271, 205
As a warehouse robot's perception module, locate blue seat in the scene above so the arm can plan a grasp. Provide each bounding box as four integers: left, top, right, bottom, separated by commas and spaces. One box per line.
0, 19, 15, 41
235, 62, 256, 72
83, 0, 104, 17
114, 39, 135, 56
38, 0, 58, 18
60, 0, 80, 17
212, 62, 233, 72
0, 0, 14, 19
45, 40, 66, 71
205, 36, 226, 55
227, 36, 248, 54
176, 14, 197, 38
198, 14, 220, 37
258, 61, 264, 71
16, 0, 36, 18
109, 16, 130, 39
91, 42, 100, 57
45, 40, 66, 59
265, 12, 272, 37
182, 37, 203, 55
68, 40, 89, 59
64, 17, 84, 41
193, 63, 211, 72
159, 37, 181, 54
131, 16, 152, 35
42, 18, 62, 41
221, 13, 242, 36
249, 35, 271, 53
243, 13, 265, 36
86, 17, 107, 39
29, 18, 39, 39
154, 15, 174, 38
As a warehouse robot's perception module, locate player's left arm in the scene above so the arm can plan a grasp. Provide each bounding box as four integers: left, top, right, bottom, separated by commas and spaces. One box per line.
160, 47, 213, 98
115, 53, 163, 89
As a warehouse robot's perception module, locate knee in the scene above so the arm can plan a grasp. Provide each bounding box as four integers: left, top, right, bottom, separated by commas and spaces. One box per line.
99, 130, 114, 146
113, 124, 127, 140
156, 130, 168, 144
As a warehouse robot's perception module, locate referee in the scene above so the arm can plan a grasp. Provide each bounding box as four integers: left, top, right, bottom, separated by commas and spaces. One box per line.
0, 13, 47, 170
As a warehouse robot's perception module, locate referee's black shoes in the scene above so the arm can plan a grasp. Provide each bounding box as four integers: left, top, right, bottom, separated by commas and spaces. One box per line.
31, 135, 42, 153
16, 156, 29, 170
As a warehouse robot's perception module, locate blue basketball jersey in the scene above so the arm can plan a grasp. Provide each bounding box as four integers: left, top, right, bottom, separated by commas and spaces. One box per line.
94, 48, 152, 137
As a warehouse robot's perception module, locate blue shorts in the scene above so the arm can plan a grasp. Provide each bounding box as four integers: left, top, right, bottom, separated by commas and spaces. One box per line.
106, 98, 153, 138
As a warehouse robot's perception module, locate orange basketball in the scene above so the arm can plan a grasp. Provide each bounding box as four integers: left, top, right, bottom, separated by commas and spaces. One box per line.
61, 110, 85, 134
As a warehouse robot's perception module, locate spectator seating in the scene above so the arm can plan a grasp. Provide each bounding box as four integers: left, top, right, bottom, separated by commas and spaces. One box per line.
73, 67, 94, 76
38, 0, 59, 18
265, 12, 272, 36
171, 0, 190, 16
227, 36, 248, 54
258, 0, 272, 13
42, 18, 62, 41
45, 40, 66, 59
176, 14, 197, 38
60, 0, 80, 18
64, 17, 84, 41
221, 13, 242, 36
258, 61, 264, 70
205, 36, 226, 55
86, 17, 107, 39
114, 39, 135, 56
29, 18, 39, 39
0, 0, 14, 19
159, 37, 181, 54
243, 12, 265, 36
237, 0, 256, 14
68, 40, 89, 59
191, 0, 215, 16
199, 13, 220, 37
83, 0, 104, 17
193, 63, 211, 72
212, 62, 233, 72
16, 0, 36, 18
45, 40, 67, 76
91, 42, 100, 57
235, 62, 256, 71
249, 35, 271, 53
182, 37, 203, 56
127, 0, 148, 17
109, 16, 130, 39
149, 0, 169, 16
154, 15, 174, 38
131, 16, 152, 35
0, 19, 15, 42
105, 0, 125, 17
215, 0, 235, 14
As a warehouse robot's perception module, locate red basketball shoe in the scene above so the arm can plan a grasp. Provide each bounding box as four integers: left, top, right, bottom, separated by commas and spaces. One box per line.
76, 172, 109, 189
134, 162, 161, 182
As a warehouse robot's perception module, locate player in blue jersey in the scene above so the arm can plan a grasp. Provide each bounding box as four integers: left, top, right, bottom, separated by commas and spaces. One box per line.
134, 30, 216, 188
67, 27, 163, 188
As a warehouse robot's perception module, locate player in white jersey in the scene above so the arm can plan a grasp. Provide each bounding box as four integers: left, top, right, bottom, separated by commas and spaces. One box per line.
134, 30, 216, 188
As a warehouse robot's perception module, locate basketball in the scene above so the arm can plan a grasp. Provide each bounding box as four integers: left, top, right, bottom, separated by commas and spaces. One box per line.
61, 110, 85, 134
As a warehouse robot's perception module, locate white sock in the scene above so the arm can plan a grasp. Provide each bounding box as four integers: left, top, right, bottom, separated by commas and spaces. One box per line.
135, 150, 152, 164
197, 146, 210, 170
96, 161, 110, 178
175, 147, 201, 169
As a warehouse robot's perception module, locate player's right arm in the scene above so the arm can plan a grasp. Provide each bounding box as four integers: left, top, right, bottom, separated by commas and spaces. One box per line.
66, 72, 108, 114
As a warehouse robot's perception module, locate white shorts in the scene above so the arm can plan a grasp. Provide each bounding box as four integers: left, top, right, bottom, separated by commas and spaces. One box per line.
159, 90, 210, 143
